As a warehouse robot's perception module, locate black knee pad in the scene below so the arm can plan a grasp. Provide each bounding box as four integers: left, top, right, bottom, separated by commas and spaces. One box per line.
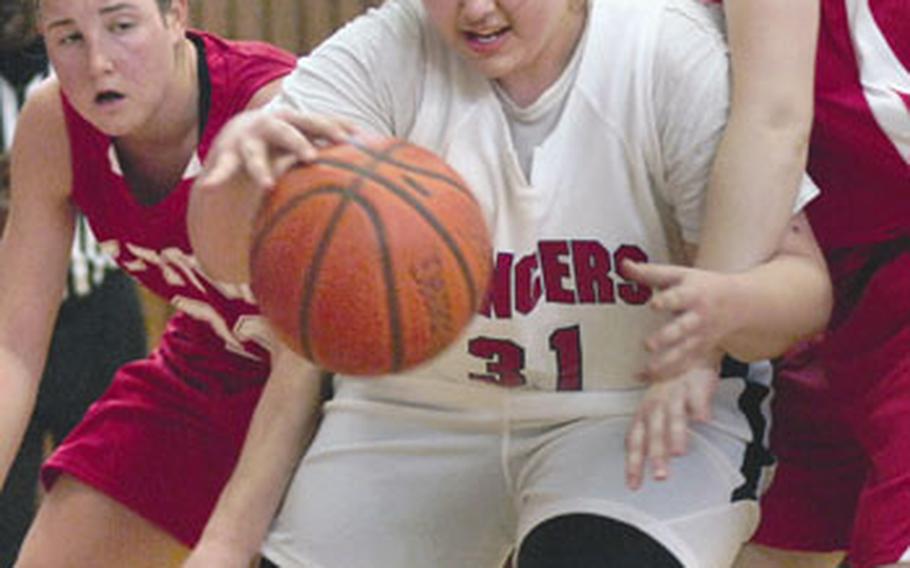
516, 513, 683, 568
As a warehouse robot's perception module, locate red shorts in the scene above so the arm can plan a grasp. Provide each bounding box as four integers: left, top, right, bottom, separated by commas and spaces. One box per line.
41, 316, 267, 547
753, 246, 910, 568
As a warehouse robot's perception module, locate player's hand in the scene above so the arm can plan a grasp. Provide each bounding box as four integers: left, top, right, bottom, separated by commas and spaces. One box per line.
182, 539, 252, 568
199, 107, 359, 189
624, 365, 718, 490
623, 259, 738, 381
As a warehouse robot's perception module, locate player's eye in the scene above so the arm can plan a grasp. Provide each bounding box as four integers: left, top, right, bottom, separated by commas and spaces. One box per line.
58, 31, 84, 46
109, 20, 137, 34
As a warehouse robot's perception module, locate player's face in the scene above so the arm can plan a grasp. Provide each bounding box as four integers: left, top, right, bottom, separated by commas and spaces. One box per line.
422, 0, 587, 105
39, 0, 187, 136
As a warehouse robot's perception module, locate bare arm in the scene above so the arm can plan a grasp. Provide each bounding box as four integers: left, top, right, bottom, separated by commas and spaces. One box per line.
190, 79, 357, 284
0, 82, 76, 487
184, 345, 325, 567
696, 0, 819, 271
712, 213, 830, 359
184, 79, 337, 566
626, 212, 831, 376
625, 213, 831, 488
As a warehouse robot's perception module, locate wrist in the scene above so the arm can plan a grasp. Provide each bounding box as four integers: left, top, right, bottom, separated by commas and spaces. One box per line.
197, 522, 261, 559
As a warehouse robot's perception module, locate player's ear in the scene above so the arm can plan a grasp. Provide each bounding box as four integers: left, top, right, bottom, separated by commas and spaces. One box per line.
162, 0, 189, 34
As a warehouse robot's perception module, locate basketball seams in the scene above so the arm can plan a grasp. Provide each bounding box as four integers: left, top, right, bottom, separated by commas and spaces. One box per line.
251, 138, 491, 375
301, 158, 406, 373
319, 150, 472, 198
250, 186, 343, 275
312, 157, 483, 310
296, 190, 355, 363
402, 175, 431, 197
345, 193, 405, 372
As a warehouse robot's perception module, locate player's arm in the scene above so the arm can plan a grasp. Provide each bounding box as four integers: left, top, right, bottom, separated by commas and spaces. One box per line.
637, 1, 825, 379
184, 345, 324, 568
696, 0, 819, 271
625, 211, 831, 376
0, 82, 77, 487
708, 212, 830, 359
190, 105, 357, 284
625, 212, 830, 488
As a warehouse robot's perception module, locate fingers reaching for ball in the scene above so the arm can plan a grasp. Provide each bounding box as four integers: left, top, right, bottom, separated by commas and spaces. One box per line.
200, 108, 361, 189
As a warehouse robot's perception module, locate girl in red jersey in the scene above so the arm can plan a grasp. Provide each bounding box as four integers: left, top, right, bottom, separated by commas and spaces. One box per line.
0, 0, 343, 565
629, 1, 910, 567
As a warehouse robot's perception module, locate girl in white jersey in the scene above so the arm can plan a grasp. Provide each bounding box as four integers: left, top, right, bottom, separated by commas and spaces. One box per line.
187, 0, 831, 566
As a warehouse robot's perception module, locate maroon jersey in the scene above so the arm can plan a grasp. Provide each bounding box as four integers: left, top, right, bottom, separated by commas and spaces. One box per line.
805, 0, 909, 250
61, 30, 296, 390
704, 0, 908, 248
42, 31, 297, 546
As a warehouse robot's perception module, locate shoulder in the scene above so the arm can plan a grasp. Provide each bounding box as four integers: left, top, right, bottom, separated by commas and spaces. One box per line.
194, 29, 297, 90
192, 30, 297, 113
314, 0, 430, 58
12, 78, 72, 198
651, 0, 728, 95
194, 30, 296, 69
584, 0, 725, 69
15, 78, 68, 156
656, 0, 727, 52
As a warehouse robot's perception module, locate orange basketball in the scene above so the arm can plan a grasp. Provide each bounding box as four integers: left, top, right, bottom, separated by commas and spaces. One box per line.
250, 137, 492, 376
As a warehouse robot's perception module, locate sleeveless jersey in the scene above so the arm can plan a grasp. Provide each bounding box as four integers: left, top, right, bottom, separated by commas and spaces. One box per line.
807, 0, 909, 249
276, 0, 732, 391
62, 31, 296, 386
707, 0, 909, 249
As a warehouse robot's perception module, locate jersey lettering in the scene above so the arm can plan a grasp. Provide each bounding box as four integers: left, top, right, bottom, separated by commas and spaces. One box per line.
103, 239, 269, 358
468, 325, 584, 390
480, 240, 651, 319
468, 337, 527, 387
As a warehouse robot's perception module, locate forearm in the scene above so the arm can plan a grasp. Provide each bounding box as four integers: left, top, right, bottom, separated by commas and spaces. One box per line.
196, 348, 324, 559
696, 113, 809, 271
0, 351, 39, 489
720, 253, 831, 361
697, 0, 818, 272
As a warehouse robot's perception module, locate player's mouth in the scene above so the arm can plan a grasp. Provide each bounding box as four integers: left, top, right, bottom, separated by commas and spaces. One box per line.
95, 90, 125, 106
462, 27, 511, 55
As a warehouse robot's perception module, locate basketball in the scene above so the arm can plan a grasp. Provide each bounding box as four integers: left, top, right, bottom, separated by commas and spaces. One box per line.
249, 137, 493, 376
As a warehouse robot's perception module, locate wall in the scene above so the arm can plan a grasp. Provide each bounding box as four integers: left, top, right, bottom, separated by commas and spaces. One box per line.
190, 0, 382, 53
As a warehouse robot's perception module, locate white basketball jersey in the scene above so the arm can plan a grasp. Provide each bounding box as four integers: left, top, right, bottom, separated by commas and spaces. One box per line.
277, 0, 734, 391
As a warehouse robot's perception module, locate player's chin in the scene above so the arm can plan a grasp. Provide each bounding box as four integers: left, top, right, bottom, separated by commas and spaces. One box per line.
81, 102, 139, 136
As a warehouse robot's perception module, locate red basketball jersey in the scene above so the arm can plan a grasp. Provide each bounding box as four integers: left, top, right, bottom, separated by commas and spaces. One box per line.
62, 31, 296, 385
705, 0, 908, 249
806, 0, 909, 250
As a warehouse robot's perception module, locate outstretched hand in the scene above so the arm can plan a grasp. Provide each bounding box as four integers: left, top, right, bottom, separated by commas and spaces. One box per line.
199, 107, 359, 189
623, 259, 738, 381
624, 365, 718, 490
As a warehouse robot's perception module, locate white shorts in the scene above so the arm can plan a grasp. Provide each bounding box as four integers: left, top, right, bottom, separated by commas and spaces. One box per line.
263, 369, 772, 568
